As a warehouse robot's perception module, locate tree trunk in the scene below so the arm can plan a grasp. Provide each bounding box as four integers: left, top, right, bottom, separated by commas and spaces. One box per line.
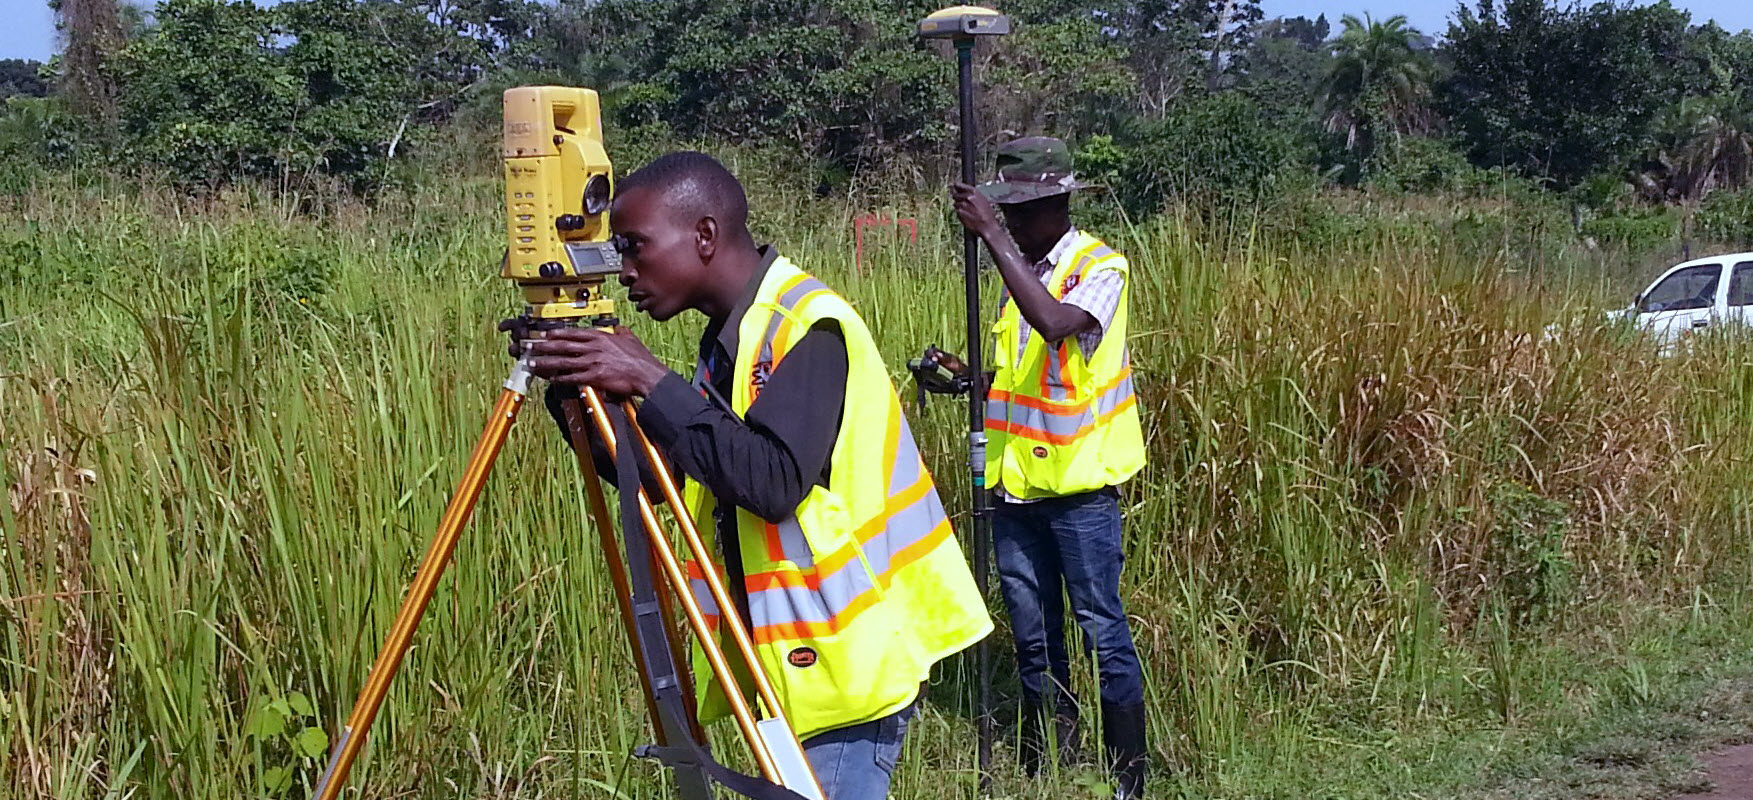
1206, 0, 1238, 93
60, 0, 125, 135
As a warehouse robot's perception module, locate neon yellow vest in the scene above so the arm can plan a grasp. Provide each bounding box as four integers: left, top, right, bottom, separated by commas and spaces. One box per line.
682, 256, 993, 740
986, 231, 1145, 499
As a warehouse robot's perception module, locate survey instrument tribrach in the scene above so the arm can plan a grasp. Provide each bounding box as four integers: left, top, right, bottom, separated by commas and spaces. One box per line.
312, 85, 824, 800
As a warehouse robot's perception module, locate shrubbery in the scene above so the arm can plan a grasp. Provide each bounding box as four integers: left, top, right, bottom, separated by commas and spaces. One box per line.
1098, 92, 1310, 218
1697, 189, 1753, 245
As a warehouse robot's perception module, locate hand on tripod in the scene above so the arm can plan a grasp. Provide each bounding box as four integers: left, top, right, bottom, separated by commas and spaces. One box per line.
526, 325, 671, 399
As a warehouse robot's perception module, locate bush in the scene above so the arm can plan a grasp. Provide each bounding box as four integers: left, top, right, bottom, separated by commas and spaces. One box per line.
1581, 209, 1679, 251
0, 97, 97, 181
1106, 92, 1310, 218
1697, 189, 1753, 246
1366, 136, 1481, 194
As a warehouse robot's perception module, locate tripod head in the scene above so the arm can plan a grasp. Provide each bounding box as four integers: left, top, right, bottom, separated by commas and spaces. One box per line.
502, 86, 621, 323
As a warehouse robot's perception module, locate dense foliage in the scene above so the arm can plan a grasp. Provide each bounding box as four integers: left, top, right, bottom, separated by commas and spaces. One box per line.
10, 0, 1752, 223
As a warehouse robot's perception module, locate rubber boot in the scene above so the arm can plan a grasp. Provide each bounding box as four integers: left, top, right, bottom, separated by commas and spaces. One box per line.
1101, 702, 1148, 800
1052, 703, 1083, 766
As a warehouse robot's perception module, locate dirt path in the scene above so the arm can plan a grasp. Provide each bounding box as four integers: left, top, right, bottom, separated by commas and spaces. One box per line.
1675, 745, 1753, 800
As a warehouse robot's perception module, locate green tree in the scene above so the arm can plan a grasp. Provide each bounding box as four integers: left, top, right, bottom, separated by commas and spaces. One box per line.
983, 10, 1135, 140
1442, 0, 1695, 189
1235, 15, 1331, 128
1098, 0, 1261, 113
1317, 13, 1434, 167
581, 0, 950, 170
113, 0, 436, 189
572, 0, 1136, 174
0, 60, 50, 99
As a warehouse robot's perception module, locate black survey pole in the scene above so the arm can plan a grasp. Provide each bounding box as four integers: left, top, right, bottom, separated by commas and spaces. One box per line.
917, 6, 1009, 790
911, 6, 1009, 789
954, 37, 996, 787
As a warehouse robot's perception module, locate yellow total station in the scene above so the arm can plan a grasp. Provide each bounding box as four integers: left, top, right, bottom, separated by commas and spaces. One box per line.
503, 86, 620, 320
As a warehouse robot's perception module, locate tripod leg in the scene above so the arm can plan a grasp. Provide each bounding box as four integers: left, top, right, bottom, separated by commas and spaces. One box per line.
559, 397, 703, 744
617, 399, 823, 796
579, 388, 800, 791
313, 384, 526, 800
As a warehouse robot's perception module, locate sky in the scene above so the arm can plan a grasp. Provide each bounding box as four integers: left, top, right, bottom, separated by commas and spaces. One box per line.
1, 0, 1751, 62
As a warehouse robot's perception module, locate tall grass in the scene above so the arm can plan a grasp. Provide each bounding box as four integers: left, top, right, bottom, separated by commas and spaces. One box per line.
4, 171, 1752, 799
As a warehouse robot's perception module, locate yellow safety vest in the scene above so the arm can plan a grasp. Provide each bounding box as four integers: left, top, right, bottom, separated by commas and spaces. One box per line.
986, 231, 1145, 499
682, 256, 992, 741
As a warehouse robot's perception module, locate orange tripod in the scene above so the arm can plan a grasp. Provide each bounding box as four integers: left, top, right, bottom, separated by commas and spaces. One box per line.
310, 342, 825, 800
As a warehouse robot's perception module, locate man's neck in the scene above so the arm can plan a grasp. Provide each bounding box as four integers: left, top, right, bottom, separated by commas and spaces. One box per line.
699, 243, 764, 323
1022, 222, 1073, 264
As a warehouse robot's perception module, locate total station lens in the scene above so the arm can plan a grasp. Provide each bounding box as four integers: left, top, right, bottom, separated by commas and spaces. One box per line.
584, 174, 612, 216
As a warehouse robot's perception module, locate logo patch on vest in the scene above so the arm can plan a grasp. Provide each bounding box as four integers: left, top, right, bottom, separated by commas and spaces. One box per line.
787, 647, 818, 668
750, 360, 773, 395
1032, 445, 1049, 458
1062, 273, 1081, 294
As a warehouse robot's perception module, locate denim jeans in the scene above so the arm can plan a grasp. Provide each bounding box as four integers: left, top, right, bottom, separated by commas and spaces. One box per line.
802, 701, 915, 800
993, 490, 1145, 708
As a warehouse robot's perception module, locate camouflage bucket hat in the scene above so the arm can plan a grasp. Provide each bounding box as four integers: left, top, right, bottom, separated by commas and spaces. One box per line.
977, 137, 1095, 205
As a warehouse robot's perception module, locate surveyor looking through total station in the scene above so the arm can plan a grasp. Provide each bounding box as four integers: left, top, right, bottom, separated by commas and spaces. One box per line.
516, 152, 994, 799
951, 137, 1151, 799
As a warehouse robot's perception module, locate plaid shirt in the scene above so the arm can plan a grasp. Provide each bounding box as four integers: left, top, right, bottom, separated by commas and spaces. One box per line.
997, 228, 1127, 503
1014, 228, 1125, 361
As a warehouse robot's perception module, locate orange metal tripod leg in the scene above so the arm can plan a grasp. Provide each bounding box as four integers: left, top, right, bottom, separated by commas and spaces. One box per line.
580, 389, 790, 784
313, 387, 524, 800
559, 397, 701, 744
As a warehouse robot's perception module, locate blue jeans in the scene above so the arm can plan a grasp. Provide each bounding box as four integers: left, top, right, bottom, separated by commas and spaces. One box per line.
994, 490, 1145, 708
802, 701, 914, 799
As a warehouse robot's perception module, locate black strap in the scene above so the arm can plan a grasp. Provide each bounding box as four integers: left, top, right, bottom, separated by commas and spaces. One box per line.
610, 408, 811, 800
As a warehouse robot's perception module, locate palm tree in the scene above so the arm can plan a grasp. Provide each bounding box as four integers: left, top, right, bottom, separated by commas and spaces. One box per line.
1633, 93, 1753, 205
1316, 14, 1434, 157
1674, 93, 1753, 202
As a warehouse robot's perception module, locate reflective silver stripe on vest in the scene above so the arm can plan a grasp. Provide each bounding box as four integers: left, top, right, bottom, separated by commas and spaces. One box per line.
690, 577, 721, 618
757, 276, 832, 368
774, 518, 815, 568
746, 562, 874, 627
742, 488, 947, 631
1043, 346, 1072, 401
986, 371, 1137, 443
888, 415, 924, 496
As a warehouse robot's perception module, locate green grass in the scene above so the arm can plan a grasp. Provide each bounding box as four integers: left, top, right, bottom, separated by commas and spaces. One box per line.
4, 170, 1753, 799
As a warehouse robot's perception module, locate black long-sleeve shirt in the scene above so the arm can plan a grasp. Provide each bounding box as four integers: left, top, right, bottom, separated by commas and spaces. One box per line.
546, 249, 848, 631
545, 246, 848, 523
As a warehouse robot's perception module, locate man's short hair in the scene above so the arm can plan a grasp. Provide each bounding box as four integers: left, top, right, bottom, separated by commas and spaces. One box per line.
616, 151, 750, 239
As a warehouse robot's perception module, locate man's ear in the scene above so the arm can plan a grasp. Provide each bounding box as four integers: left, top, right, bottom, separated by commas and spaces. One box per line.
696, 215, 719, 261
